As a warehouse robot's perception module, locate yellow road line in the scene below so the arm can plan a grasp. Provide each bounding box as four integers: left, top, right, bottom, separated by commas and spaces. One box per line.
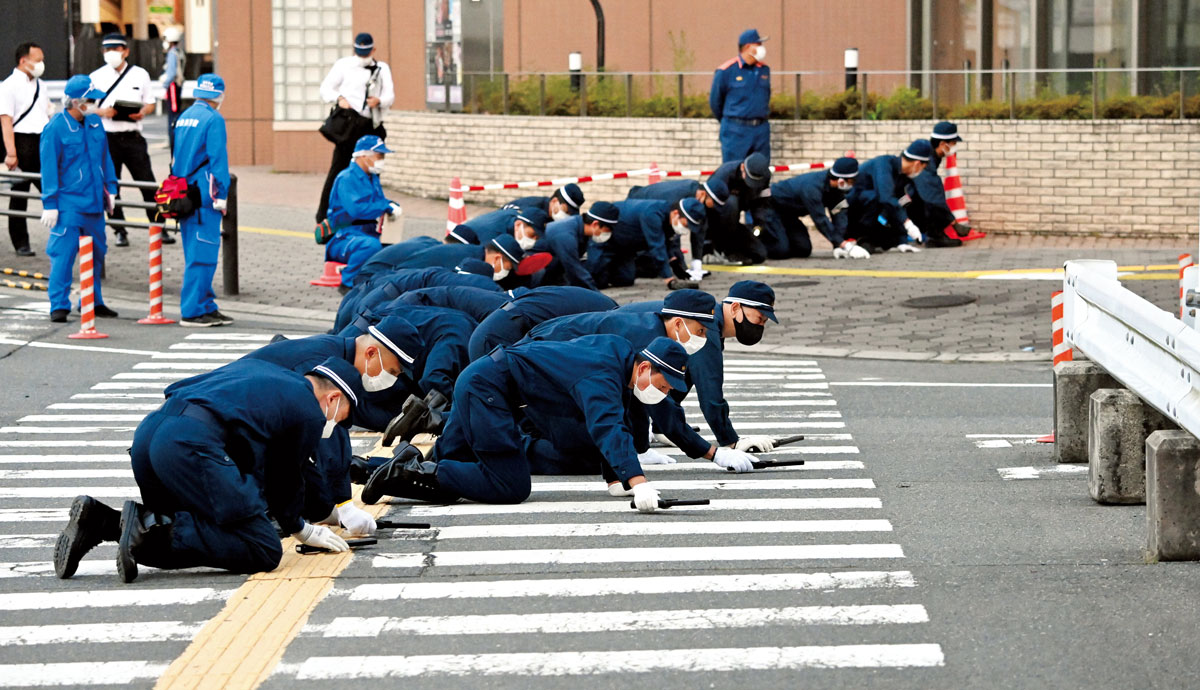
155, 436, 404, 690
239, 225, 311, 239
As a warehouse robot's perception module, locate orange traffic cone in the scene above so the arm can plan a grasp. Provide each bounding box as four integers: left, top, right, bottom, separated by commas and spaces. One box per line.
310, 261, 346, 287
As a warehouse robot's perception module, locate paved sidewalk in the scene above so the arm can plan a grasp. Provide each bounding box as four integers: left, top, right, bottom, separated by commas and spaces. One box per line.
0, 158, 1189, 359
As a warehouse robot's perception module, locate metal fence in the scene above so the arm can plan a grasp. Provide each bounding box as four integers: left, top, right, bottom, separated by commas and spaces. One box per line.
453, 66, 1200, 120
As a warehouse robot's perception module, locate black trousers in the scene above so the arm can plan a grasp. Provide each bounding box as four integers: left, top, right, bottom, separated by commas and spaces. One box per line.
317, 122, 385, 222
106, 131, 159, 234
7, 132, 41, 251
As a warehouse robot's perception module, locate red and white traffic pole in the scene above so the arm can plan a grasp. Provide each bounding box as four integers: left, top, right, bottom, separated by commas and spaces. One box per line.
138, 225, 175, 325
68, 235, 108, 340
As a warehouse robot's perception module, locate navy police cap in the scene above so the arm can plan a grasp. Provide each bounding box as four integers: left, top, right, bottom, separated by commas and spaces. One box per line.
584, 201, 619, 226
309, 357, 364, 413
555, 183, 585, 212
446, 224, 479, 245
676, 197, 707, 232
368, 315, 424, 374
702, 178, 730, 206
354, 33, 374, 56
725, 280, 778, 323
101, 33, 128, 48
640, 337, 691, 392
831, 157, 859, 178
456, 258, 495, 277
932, 121, 962, 142
902, 139, 933, 162
489, 234, 525, 264
515, 207, 550, 235
738, 29, 768, 46
661, 289, 716, 323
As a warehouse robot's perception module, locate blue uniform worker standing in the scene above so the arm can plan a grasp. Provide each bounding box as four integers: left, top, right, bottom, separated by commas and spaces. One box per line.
759, 157, 862, 260
537, 201, 619, 290
324, 135, 401, 289
504, 183, 584, 222
710, 29, 771, 163
171, 73, 231, 327
38, 76, 119, 322
589, 198, 704, 289
332, 259, 502, 333
906, 121, 965, 248
619, 281, 780, 468
52, 358, 363, 582
361, 335, 690, 514
845, 140, 931, 254
468, 285, 618, 360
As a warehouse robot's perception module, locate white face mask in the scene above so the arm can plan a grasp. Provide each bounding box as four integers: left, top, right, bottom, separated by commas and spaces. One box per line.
362, 350, 398, 392
360, 56, 374, 67
672, 221, 689, 237
492, 262, 510, 282
551, 209, 570, 222
675, 321, 707, 355
633, 369, 668, 405
906, 170, 922, 179
28, 61, 44, 78
753, 46, 767, 62
321, 397, 341, 439
592, 230, 612, 244
517, 234, 537, 251
835, 179, 853, 191
368, 160, 384, 175
103, 51, 124, 69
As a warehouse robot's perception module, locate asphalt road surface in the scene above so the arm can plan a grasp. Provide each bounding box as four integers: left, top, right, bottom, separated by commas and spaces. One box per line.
0, 293, 1197, 689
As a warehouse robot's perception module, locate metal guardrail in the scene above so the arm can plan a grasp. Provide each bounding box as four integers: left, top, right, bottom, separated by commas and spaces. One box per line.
39, 80, 200, 102
1062, 260, 1200, 439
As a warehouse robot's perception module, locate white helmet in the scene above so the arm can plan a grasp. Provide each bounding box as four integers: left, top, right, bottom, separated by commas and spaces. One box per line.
163, 27, 183, 44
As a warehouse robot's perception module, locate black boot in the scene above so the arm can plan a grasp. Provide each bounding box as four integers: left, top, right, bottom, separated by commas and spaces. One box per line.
925, 232, 963, 248
268, 333, 288, 344
114, 230, 129, 247
382, 390, 450, 446
54, 495, 120, 579
361, 447, 459, 505
116, 501, 174, 583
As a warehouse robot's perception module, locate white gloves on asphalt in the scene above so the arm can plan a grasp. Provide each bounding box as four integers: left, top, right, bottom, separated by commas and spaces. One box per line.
212, 198, 227, 215
637, 449, 677, 466
735, 435, 776, 453
388, 202, 403, 217
833, 242, 869, 260
607, 482, 633, 497
903, 219, 922, 242
337, 501, 377, 537
39, 209, 58, 229
713, 446, 757, 473
894, 243, 922, 253
631, 482, 661, 513
293, 522, 349, 552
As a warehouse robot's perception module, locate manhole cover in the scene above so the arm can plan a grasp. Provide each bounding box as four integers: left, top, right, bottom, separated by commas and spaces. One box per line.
771, 280, 820, 288
902, 294, 977, 309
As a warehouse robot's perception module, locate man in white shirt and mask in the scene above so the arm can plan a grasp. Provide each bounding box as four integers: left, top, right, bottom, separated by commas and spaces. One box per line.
0, 42, 51, 257
316, 32, 395, 223
89, 33, 167, 248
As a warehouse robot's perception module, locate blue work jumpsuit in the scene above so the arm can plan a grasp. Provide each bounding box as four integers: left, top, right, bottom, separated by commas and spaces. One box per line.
171, 101, 230, 319
324, 163, 394, 287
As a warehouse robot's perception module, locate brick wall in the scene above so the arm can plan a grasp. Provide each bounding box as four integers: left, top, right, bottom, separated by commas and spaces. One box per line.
380, 112, 1200, 238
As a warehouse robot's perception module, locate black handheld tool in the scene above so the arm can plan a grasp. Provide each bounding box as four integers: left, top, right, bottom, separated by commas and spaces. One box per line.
629, 498, 711, 509
296, 537, 378, 554
376, 520, 433, 529
729, 459, 809, 471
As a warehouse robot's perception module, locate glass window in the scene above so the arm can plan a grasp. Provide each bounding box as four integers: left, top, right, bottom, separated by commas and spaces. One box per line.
272, 0, 352, 122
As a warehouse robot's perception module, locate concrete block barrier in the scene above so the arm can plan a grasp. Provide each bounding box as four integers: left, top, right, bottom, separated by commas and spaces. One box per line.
1146, 430, 1200, 561
1088, 389, 1176, 504
1054, 361, 1118, 464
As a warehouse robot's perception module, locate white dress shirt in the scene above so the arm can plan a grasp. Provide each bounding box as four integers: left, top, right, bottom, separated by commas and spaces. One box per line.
320, 56, 395, 119
0, 68, 50, 134
88, 62, 156, 133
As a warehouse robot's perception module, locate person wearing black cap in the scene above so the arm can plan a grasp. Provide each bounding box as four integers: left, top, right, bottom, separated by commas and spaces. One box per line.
332, 258, 502, 333
317, 32, 394, 223
589, 198, 706, 290
710, 29, 772, 163
90, 33, 168, 248
904, 120, 965, 248
536, 200, 618, 290
504, 183, 585, 222
361, 335, 689, 513
53, 357, 364, 582
705, 152, 772, 265
759, 157, 867, 260
845, 140, 932, 254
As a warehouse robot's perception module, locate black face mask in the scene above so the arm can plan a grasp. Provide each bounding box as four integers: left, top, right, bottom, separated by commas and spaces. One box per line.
733, 312, 765, 345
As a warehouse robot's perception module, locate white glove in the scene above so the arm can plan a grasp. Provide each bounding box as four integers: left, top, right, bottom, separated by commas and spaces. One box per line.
104, 191, 114, 215
832, 246, 848, 260
316, 508, 339, 526
735, 435, 776, 453
713, 446, 756, 473
898, 193, 912, 207
607, 482, 633, 497
292, 522, 349, 552
904, 219, 922, 242
212, 198, 227, 215
631, 482, 661, 513
39, 209, 58, 229
687, 265, 706, 282
637, 449, 677, 465
848, 244, 870, 259
652, 433, 675, 447
336, 501, 377, 537
388, 202, 403, 217
895, 243, 922, 253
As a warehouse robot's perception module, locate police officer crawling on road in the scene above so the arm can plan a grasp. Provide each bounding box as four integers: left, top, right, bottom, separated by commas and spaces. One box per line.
360, 336, 691, 513
54, 358, 367, 582
504, 183, 585, 222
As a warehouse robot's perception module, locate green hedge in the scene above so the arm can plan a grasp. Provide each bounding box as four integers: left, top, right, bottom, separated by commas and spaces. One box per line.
467, 80, 1200, 120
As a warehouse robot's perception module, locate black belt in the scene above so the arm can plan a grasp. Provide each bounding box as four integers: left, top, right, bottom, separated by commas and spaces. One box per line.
13, 132, 39, 139
163, 398, 221, 428
380, 282, 401, 302
107, 131, 145, 138
500, 301, 533, 328
725, 116, 767, 126
351, 314, 373, 333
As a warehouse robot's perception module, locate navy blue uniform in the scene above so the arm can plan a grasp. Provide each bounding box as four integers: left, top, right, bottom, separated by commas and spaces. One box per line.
354, 236, 461, 286
468, 286, 618, 360
706, 161, 769, 261
129, 360, 324, 573
522, 311, 710, 459
906, 143, 956, 238
394, 285, 513, 324
503, 196, 551, 215
709, 56, 771, 162
620, 300, 737, 446
464, 208, 517, 244
434, 335, 648, 503
588, 200, 676, 288
759, 170, 850, 258
333, 265, 499, 333
627, 180, 708, 255
538, 216, 599, 290
339, 305, 475, 426
846, 155, 909, 250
